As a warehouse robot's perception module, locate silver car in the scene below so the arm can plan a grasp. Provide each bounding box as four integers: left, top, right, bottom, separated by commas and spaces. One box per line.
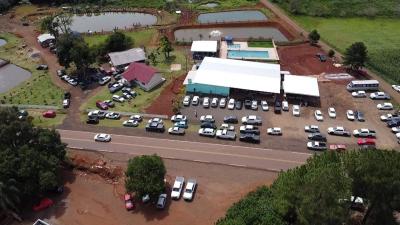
94, 133, 111, 142
157, 194, 167, 209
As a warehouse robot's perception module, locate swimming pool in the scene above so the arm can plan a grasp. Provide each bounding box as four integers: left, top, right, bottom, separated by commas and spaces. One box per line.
227, 44, 241, 50
228, 50, 269, 60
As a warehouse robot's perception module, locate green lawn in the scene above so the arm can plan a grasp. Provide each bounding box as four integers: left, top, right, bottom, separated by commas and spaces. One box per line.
293, 16, 400, 84
84, 29, 157, 48
0, 33, 64, 106
30, 110, 67, 127
248, 40, 274, 48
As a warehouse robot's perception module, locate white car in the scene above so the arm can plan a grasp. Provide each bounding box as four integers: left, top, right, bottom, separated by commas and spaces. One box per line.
351, 90, 366, 98
183, 179, 197, 201
219, 98, 226, 108
203, 97, 210, 108
392, 85, 400, 92
105, 112, 121, 120
211, 98, 218, 107
377, 102, 393, 110
171, 114, 187, 122
261, 101, 269, 111
112, 94, 125, 103
346, 110, 355, 121
251, 100, 258, 110
200, 115, 214, 123
391, 126, 400, 133
228, 98, 235, 110
267, 127, 282, 135
292, 105, 300, 116
328, 107, 336, 118
94, 133, 111, 142
192, 96, 200, 105
171, 176, 185, 200
98, 76, 111, 85
123, 120, 139, 127
129, 114, 143, 122
314, 110, 323, 121
183, 96, 191, 106
370, 92, 390, 100
198, 128, 216, 137
380, 113, 399, 121
148, 117, 163, 124
282, 101, 289, 111
219, 123, 235, 131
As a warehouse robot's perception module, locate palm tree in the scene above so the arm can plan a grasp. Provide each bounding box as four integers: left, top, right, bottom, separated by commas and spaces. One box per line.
0, 178, 20, 216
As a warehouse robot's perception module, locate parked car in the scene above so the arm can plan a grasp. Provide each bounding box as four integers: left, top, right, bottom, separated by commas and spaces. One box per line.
328, 107, 336, 118
175, 121, 189, 128
240, 125, 260, 134
171, 176, 185, 200
123, 120, 139, 127
308, 133, 327, 142
198, 128, 216, 137
67, 78, 78, 86
109, 82, 123, 93
42, 110, 56, 118
261, 101, 269, 111
377, 102, 393, 110
105, 112, 120, 120
64, 91, 71, 99
304, 125, 319, 133
352, 90, 367, 98
203, 97, 210, 108
392, 85, 400, 92
251, 100, 258, 110
156, 194, 167, 209
355, 110, 365, 122
223, 115, 238, 124
219, 98, 226, 108
36, 64, 48, 70
241, 115, 262, 125
244, 100, 252, 109
94, 133, 111, 142
316, 53, 327, 62
148, 117, 163, 124
86, 116, 99, 124
122, 92, 133, 100
370, 92, 390, 100
99, 76, 111, 85
274, 101, 281, 114
62, 99, 70, 108
103, 100, 115, 108
239, 133, 260, 143
17, 110, 28, 120
227, 98, 235, 110
314, 110, 323, 121
380, 113, 400, 121
56, 69, 66, 77
346, 110, 355, 121
357, 138, 375, 146
353, 129, 376, 138
88, 110, 106, 119
183, 179, 197, 201
329, 144, 347, 152
200, 115, 215, 123
124, 194, 135, 211
200, 122, 217, 129
183, 96, 191, 106
211, 98, 218, 108
219, 123, 234, 131
216, 129, 236, 140
192, 96, 200, 105
282, 101, 289, 111
130, 115, 143, 122
307, 141, 327, 150
267, 127, 282, 135
235, 100, 243, 110
96, 100, 109, 110
171, 114, 187, 122
391, 126, 400, 133
292, 105, 300, 116
387, 118, 400, 128
33, 198, 53, 211
145, 122, 165, 133
327, 126, 351, 136
168, 126, 185, 135
112, 95, 125, 103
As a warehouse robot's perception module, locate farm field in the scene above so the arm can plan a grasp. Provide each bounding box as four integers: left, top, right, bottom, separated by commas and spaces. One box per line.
84, 29, 157, 48
293, 16, 400, 84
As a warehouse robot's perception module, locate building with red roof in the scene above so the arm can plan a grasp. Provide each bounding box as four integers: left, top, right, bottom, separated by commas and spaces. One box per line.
122, 62, 165, 91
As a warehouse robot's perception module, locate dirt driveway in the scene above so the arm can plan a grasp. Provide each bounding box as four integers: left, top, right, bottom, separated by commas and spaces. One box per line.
20, 150, 277, 225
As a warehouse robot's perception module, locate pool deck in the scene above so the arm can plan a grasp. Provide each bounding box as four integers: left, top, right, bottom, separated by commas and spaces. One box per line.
219, 41, 280, 61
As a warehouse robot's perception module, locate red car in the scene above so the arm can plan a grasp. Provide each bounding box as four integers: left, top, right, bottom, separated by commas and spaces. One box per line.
42, 110, 56, 118
357, 138, 375, 146
33, 198, 54, 211
124, 194, 135, 211
96, 100, 109, 110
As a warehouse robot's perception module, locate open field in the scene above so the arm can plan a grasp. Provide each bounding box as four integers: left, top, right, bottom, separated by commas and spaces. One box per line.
30, 110, 67, 127
0, 33, 63, 106
293, 16, 400, 84
84, 29, 157, 48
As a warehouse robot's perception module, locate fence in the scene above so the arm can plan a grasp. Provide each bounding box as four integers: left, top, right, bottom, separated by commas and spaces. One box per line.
86, 109, 168, 119
0, 104, 61, 110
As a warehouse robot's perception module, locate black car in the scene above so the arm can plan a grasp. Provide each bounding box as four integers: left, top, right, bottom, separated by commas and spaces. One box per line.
355, 111, 365, 122
223, 115, 238, 124
244, 100, 252, 109
308, 133, 327, 142
316, 53, 327, 62
86, 117, 99, 124
387, 118, 400, 128
146, 122, 165, 133
17, 110, 29, 120
64, 92, 71, 99
235, 100, 243, 110
239, 133, 260, 143
200, 122, 217, 129
274, 101, 281, 114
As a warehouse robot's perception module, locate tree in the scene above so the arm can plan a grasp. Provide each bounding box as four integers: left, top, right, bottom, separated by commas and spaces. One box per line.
308, 29, 320, 45
40, 15, 59, 38
103, 31, 133, 53
328, 49, 335, 58
343, 42, 368, 71
160, 35, 173, 60
0, 178, 20, 216
125, 155, 166, 199
148, 50, 157, 66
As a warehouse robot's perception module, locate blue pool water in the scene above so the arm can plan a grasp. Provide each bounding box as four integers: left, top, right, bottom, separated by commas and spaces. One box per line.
228, 50, 269, 60
227, 44, 241, 50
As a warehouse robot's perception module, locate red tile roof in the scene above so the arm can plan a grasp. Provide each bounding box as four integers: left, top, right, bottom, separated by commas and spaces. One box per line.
122, 62, 158, 84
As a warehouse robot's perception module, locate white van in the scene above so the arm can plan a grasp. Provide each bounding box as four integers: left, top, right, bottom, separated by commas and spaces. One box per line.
282, 101, 289, 111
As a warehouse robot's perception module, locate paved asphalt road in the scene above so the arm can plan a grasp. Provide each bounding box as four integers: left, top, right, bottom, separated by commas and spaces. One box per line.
59, 129, 311, 171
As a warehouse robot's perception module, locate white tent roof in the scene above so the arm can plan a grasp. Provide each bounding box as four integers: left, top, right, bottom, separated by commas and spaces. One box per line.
191, 41, 218, 53
183, 70, 197, 85
108, 48, 146, 67
189, 57, 281, 94
37, 33, 55, 43
283, 75, 320, 97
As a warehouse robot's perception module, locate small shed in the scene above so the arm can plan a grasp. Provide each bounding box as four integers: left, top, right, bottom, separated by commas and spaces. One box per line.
122, 62, 165, 91
191, 40, 218, 61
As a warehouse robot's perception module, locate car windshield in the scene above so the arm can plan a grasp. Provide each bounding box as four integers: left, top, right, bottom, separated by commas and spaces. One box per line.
185, 188, 192, 193
172, 187, 180, 192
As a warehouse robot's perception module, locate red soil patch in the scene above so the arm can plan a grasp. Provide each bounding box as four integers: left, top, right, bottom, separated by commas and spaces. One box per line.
145, 74, 186, 116
278, 43, 345, 75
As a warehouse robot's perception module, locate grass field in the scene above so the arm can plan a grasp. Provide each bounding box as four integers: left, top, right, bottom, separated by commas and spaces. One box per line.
84, 29, 157, 48
30, 110, 67, 127
0, 33, 63, 105
293, 16, 400, 84
248, 40, 274, 48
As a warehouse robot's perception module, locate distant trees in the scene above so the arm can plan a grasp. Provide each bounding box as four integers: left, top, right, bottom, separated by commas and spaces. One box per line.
217, 150, 400, 225
125, 155, 166, 200
308, 29, 320, 45
344, 42, 368, 71
103, 31, 133, 53
0, 178, 20, 218
40, 13, 72, 39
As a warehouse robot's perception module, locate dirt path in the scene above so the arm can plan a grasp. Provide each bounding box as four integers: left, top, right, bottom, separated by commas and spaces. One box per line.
260, 0, 400, 104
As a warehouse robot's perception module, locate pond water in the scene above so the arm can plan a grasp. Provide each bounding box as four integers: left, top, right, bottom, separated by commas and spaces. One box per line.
198, 10, 267, 23
200, 3, 219, 8
68, 12, 157, 33
0, 63, 32, 93
0, 39, 7, 47
174, 27, 288, 42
